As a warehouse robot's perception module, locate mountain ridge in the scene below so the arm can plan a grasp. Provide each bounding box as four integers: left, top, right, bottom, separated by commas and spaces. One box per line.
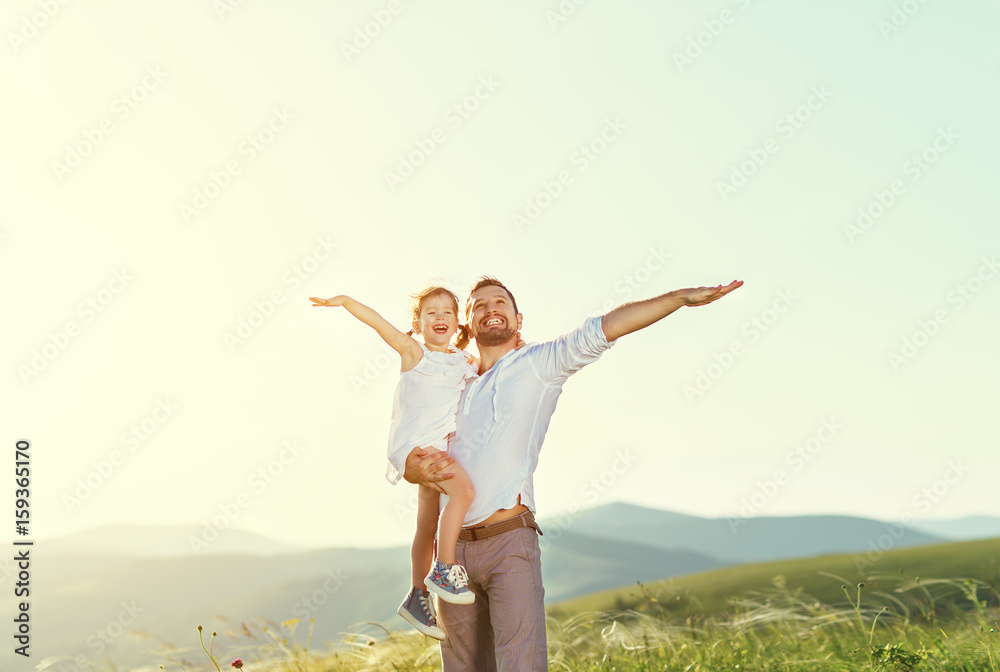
39, 502, 996, 558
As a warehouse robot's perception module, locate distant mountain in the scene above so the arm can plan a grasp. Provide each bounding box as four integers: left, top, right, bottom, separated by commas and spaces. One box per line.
912, 516, 1000, 541
40, 524, 304, 557
540, 530, 725, 602
545, 502, 946, 564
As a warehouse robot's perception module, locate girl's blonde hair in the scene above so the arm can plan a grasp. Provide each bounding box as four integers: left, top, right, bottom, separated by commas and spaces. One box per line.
407, 286, 470, 350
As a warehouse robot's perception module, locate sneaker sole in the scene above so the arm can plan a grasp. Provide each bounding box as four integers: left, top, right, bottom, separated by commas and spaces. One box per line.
425, 578, 476, 605
397, 605, 446, 640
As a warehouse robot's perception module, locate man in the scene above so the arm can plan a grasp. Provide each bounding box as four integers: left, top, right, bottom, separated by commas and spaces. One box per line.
404, 276, 742, 671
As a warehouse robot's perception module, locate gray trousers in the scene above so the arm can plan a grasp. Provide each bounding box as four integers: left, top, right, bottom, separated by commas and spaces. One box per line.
437, 525, 547, 671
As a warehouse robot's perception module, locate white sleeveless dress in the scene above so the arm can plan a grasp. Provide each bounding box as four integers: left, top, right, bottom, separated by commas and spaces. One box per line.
385, 343, 478, 485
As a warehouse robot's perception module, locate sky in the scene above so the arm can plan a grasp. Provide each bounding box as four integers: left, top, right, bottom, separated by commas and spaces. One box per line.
2, 0, 998, 553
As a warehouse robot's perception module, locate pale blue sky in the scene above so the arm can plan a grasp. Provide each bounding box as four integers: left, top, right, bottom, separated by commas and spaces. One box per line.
3, 0, 997, 550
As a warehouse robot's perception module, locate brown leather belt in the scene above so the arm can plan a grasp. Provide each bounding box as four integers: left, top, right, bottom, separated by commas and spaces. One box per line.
458, 511, 543, 542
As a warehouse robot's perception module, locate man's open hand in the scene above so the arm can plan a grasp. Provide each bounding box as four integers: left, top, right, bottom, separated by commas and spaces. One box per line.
403, 446, 455, 494
681, 280, 743, 306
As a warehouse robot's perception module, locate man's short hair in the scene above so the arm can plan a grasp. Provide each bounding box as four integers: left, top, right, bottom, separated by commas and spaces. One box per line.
466, 276, 519, 320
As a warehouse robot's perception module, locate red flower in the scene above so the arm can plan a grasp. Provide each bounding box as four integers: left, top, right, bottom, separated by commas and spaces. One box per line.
231, 659, 243, 669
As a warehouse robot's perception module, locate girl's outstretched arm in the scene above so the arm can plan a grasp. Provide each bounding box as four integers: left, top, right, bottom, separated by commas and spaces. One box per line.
310, 295, 421, 369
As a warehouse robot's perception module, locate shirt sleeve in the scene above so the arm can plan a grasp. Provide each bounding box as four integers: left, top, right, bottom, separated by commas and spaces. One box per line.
526, 316, 616, 386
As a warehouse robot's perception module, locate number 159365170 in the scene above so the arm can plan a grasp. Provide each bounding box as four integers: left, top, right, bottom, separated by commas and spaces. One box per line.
15, 439, 30, 534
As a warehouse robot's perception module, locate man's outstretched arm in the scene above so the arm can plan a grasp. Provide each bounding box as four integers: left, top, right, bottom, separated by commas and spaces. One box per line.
601, 280, 743, 341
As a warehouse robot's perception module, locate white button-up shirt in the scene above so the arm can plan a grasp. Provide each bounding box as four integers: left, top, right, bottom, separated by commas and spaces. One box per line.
448, 316, 616, 525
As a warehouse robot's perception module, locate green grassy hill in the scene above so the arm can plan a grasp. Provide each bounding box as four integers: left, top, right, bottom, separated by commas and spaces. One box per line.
211, 538, 1000, 672
551, 536, 1000, 618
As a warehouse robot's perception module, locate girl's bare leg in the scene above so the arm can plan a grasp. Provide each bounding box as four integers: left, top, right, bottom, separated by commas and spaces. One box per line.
411, 485, 440, 587
434, 461, 475, 566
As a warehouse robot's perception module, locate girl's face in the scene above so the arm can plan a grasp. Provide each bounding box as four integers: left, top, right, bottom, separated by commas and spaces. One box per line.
414, 294, 459, 349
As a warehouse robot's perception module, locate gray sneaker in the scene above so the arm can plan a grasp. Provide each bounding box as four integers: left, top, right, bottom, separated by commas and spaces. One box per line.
397, 586, 445, 640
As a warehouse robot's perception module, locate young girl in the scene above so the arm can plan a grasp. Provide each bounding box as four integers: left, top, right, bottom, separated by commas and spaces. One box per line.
310, 287, 480, 640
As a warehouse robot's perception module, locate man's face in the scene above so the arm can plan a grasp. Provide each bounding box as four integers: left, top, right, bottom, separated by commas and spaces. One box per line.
468, 285, 521, 347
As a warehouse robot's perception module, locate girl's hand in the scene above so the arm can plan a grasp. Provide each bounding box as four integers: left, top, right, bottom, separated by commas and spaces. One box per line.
310, 295, 347, 307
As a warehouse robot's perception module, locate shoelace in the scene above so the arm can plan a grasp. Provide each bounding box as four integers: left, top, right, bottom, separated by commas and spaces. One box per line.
418, 591, 436, 620
445, 563, 470, 589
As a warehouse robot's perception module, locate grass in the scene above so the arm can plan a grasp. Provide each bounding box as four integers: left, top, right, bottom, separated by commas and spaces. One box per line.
551, 537, 1000, 619
169, 538, 1000, 671
175, 577, 998, 672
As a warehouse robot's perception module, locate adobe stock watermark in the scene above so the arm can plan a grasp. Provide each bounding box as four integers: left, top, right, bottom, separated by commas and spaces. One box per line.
583, 246, 671, 318
62, 398, 179, 514
511, 116, 627, 233
391, 426, 500, 526
717, 85, 832, 202
0, 556, 16, 586
51, 65, 168, 182
390, 429, 491, 527
189, 438, 307, 554
886, 254, 997, 372
682, 288, 798, 403
843, 126, 958, 243
214, 0, 248, 20
853, 459, 971, 574
544, 0, 591, 30
223, 235, 337, 352
727, 417, 843, 533
877, 0, 931, 39
179, 106, 295, 223
383, 75, 501, 192
672, 0, 758, 73
86, 600, 145, 655
289, 567, 348, 621
229, 567, 348, 670
340, 0, 408, 62
538, 448, 638, 551
41, 657, 91, 672
393, 483, 423, 525
351, 342, 398, 395
7, 0, 73, 53
17, 268, 134, 385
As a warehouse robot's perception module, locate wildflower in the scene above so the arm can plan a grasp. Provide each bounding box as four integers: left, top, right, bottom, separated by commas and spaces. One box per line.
231, 659, 243, 669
